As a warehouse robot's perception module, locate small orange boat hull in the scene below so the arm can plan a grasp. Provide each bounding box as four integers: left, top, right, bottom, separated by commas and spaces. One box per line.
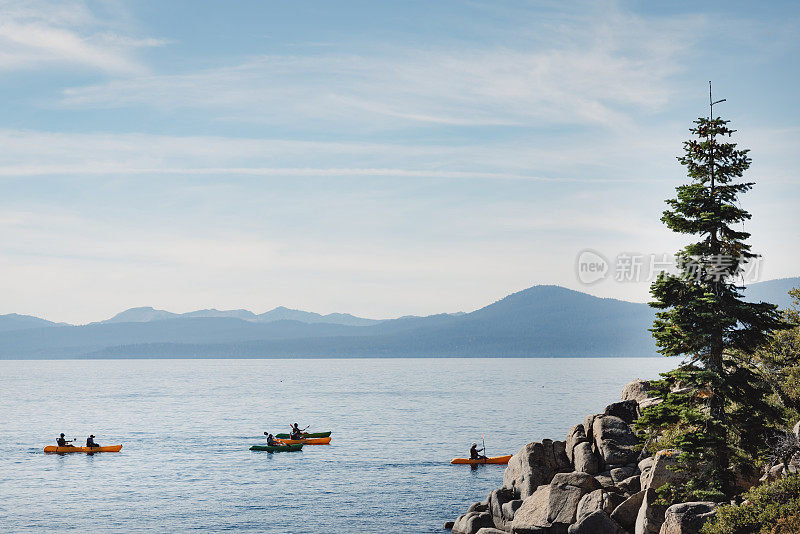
275, 437, 331, 445
44, 445, 123, 454
451, 455, 512, 465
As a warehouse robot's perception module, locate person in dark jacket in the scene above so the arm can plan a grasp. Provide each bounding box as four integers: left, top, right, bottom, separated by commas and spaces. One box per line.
289, 423, 309, 440
264, 432, 281, 446
56, 433, 72, 447
470, 443, 486, 460
86, 435, 100, 448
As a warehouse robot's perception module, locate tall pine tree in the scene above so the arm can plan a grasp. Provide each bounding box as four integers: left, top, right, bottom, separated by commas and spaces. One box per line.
638, 84, 790, 501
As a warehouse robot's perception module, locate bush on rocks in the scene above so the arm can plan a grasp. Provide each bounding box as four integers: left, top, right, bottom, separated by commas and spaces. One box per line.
701, 475, 800, 534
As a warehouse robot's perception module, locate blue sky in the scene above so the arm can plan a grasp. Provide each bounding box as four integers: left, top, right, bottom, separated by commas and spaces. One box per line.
1, 0, 798, 323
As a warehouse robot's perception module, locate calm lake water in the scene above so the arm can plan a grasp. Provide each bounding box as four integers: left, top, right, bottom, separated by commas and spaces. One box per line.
0, 358, 679, 533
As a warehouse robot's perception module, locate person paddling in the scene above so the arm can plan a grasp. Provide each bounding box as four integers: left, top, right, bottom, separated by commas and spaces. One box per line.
86, 435, 100, 448
470, 443, 486, 461
56, 433, 73, 447
289, 423, 309, 440
264, 432, 282, 447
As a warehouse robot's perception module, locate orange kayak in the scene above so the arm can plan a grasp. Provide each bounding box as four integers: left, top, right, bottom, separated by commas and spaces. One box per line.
451, 455, 512, 465
275, 436, 331, 445
44, 445, 123, 454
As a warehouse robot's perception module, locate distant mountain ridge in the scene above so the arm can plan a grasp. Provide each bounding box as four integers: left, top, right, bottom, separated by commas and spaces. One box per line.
1, 277, 796, 359
100, 305, 380, 327
741, 277, 799, 311
0, 313, 64, 332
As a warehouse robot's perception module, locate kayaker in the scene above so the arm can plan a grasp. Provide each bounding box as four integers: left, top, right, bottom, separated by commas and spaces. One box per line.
289, 423, 309, 440
86, 435, 100, 448
264, 432, 282, 447
56, 433, 73, 447
470, 443, 486, 461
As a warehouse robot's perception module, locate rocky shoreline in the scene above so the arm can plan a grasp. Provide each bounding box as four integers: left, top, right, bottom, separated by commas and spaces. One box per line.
445, 379, 800, 534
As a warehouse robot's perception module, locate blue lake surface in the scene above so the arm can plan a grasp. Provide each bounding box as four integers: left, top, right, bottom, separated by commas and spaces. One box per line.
0, 357, 679, 533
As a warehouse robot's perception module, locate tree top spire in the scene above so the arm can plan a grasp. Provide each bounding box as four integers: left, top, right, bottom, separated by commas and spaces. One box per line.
709, 81, 726, 119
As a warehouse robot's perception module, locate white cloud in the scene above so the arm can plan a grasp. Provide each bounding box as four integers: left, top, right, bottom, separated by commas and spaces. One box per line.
0, 128, 686, 183
0, 0, 164, 74
56, 8, 700, 128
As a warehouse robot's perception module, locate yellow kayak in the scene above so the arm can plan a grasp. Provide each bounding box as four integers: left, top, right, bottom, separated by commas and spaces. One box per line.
44, 445, 123, 454
275, 436, 331, 445
451, 455, 512, 465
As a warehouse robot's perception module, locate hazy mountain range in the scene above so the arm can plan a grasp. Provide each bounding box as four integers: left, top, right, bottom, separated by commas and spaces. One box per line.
1, 277, 796, 359
99, 305, 380, 327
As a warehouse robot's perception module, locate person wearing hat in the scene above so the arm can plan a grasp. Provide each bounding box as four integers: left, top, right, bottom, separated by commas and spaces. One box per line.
56, 433, 72, 447
469, 443, 486, 461
86, 435, 101, 448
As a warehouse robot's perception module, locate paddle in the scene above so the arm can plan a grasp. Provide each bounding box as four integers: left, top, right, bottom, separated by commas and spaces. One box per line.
482, 434, 487, 464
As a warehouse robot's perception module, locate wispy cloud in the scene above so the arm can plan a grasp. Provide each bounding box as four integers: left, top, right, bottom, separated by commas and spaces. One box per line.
0, 0, 164, 74
0, 128, 686, 183
56, 7, 700, 128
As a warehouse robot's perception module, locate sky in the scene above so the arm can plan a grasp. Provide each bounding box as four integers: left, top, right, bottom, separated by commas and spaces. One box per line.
1, 0, 798, 324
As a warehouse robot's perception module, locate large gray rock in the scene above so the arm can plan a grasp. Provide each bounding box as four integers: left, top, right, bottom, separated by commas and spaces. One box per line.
511, 473, 601, 533
605, 400, 640, 424
567, 511, 627, 534
572, 442, 600, 475
476, 529, 508, 534
510, 485, 553, 533
635, 488, 668, 534
576, 489, 625, 523
504, 441, 569, 499
659, 502, 716, 534
487, 487, 517, 529
566, 424, 588, 463
547, 473, 602, 525
469, 501, 489, 513
546, 440, 571, 475
621, 380, 654, 402
502, 499, 524, 522
551, 472, 603, 493
622, 379, 662, 411
611, 464, 639, 484
594, 471, 615, 489
593, 415, 638, 466
618, 474, 641, 495
639, 457, 654, 477
583, 414, 599, 445
610, 490, 646, 531
453, 511, 496, 534
641, 450, 689, 492
503, 442, 550, 499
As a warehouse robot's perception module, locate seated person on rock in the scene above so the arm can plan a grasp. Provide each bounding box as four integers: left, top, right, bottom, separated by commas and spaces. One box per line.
470, 443, 486, 461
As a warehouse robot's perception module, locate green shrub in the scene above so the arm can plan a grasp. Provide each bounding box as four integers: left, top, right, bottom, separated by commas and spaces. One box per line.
702, 475, 800, 534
